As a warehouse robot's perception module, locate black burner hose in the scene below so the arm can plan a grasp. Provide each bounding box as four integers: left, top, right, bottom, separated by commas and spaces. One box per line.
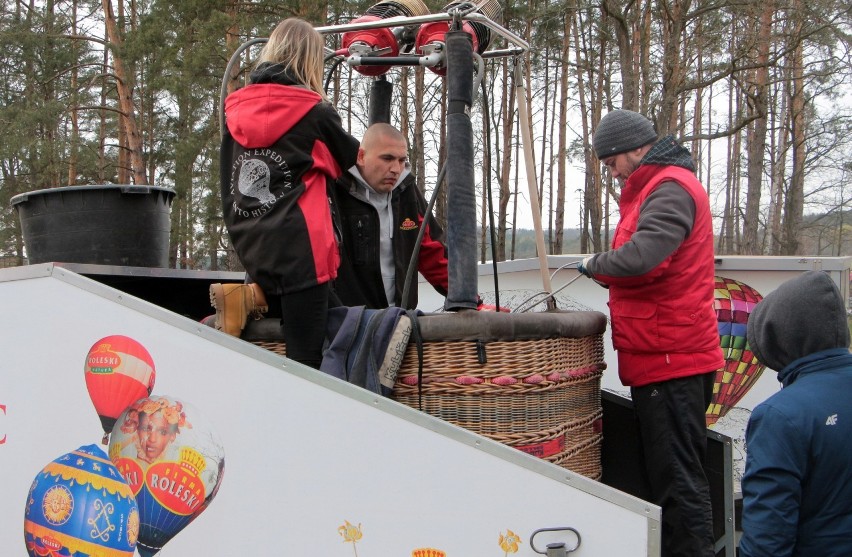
443, 29, 478, 311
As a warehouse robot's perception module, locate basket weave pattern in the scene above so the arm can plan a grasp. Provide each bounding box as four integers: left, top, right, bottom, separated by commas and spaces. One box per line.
251, 340, 286, 357
393, 335, 605, 480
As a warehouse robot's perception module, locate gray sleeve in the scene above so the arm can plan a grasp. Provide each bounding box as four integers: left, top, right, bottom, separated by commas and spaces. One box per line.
591, 182, 695, 277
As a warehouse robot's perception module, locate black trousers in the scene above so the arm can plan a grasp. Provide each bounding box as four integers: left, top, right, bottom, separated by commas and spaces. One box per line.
245, 275, 342, 370
631, 372, 715, 557
276, 282, 340, 370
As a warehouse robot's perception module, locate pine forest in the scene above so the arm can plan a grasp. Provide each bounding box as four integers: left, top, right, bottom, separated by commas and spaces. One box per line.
1, 0, 851, 270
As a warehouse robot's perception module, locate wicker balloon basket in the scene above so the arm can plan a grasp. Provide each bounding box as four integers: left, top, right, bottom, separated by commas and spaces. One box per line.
392, 310, 607, 480
239, 310, 608, 480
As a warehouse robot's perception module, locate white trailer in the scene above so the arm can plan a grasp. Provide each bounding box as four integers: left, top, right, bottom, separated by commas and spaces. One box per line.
0, 264, 660, 556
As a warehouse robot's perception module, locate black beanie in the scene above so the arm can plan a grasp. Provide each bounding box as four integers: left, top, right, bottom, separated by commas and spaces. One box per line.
593, 109, 658, 158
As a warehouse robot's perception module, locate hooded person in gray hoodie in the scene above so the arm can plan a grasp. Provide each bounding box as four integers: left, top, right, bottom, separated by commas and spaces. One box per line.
740, 270, 852, 557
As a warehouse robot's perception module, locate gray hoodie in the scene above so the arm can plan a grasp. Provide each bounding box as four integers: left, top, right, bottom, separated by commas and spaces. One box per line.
747, 270, 850, 374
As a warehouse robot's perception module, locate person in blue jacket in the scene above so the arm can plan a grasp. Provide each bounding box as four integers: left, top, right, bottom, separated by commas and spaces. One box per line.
740, 270, 852, 557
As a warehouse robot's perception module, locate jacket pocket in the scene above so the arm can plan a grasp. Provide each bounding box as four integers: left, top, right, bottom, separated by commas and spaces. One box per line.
349, 217, 373, 266
609, 299, 659, 352
658, 307, 705, 349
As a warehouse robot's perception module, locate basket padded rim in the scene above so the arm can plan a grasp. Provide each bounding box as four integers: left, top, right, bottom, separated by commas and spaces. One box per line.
413, 310, 607, 342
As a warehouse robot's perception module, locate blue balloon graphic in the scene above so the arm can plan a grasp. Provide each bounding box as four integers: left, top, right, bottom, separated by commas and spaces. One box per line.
23, 444, 139, 557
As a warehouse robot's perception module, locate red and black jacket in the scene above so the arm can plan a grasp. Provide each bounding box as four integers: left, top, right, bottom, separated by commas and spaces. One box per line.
333, 171, 448, 309
220, 63, 359, 296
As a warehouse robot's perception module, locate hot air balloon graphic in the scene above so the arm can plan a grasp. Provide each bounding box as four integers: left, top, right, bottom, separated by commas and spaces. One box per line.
85, 335, 156, 444
707, 276, 766, 425
108, 395, 224, 556
23, 444, 139, 557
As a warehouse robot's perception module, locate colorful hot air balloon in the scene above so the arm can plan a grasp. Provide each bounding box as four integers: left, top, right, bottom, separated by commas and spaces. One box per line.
706, 276, 767, 425
23, 444, 139, 557
84, 335, 156, 443
108, 395, 225, 556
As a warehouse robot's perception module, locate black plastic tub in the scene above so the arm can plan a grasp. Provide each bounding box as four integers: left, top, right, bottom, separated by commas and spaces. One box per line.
11, 185, 176, 267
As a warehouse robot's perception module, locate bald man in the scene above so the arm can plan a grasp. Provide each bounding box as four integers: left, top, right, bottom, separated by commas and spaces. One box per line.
333, 123, 448, 310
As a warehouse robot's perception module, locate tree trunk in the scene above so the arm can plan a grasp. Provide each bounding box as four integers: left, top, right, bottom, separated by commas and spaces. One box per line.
497, 58, 515, 262
740, 0, 773, 254
656, 0, 690, 134
67, 0, 80, 186
414, 67, 427, 206
225, 0, 241, 96
573, 8, 602, 253
602, 0, 637, 110
767, 75, 788, 255
782, 4, 805, 255
102, 0, 147, 184
99, 23, 108, 183
553, 12, 571, 254
480, 74, 491, 263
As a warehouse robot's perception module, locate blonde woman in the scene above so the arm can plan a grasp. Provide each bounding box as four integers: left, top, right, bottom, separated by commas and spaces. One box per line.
221, 18, 359, 368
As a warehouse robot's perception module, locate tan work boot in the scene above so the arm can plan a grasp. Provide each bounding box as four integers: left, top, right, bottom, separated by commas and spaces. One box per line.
209, 283, 268, 337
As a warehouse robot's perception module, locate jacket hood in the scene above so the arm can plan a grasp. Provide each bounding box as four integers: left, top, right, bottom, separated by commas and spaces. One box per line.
346, 162, 412, 197
747, 270, 850, 373
224, 63, 320, 148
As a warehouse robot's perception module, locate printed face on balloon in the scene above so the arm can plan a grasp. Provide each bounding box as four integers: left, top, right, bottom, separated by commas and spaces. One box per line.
108, 395, 224, 555
137, 410, 178, 463
116, 397, 188, 465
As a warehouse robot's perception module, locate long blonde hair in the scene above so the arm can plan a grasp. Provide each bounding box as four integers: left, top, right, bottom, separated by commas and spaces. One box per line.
256, 18, 327, 101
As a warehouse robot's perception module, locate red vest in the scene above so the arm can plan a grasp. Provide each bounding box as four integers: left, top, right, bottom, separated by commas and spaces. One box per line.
608, 165, 723, 387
